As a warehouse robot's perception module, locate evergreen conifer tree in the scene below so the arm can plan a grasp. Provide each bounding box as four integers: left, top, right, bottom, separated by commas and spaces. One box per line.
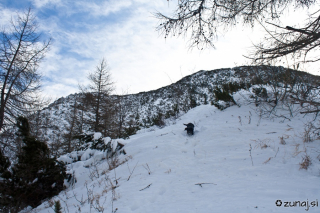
0, 148, 12, 212
54, 200, 62, 213
0, 117, 66, 212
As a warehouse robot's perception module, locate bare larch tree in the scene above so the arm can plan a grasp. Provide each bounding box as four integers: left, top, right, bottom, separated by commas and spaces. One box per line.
0, 8, 50, 132
87, 58, 114, 132
155, 0, 318, 64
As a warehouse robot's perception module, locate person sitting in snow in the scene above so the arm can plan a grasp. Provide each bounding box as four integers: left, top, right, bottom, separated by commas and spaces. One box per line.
184, 123, 194, 135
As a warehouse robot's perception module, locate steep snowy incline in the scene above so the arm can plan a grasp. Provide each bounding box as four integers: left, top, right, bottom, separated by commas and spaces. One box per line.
33, 103, 319, 213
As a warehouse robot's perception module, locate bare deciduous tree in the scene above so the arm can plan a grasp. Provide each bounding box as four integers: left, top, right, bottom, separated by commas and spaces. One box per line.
252, 12, 320, 64
0, 8, 50, 132
87, 58, 114, 132
155, 0, 318, 64
63, 94, 82, 153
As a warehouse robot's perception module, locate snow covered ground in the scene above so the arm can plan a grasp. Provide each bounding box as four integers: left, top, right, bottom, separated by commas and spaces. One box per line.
32, 101, 319, 213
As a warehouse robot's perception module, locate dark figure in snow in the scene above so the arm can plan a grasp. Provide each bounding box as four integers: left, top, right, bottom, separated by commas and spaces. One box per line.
184, 123, 194, 135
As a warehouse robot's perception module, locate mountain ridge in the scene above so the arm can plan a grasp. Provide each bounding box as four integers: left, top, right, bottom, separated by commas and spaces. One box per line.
30, 65, 319, 156
48, 65, 318, 105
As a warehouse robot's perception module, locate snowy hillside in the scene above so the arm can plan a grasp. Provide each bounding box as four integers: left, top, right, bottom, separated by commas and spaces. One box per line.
30, 65, 320, 151
32, 93, 320, 213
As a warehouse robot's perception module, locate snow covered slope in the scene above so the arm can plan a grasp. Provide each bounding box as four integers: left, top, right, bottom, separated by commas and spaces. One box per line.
33, 100, 319, 213
32, 65, 319, 146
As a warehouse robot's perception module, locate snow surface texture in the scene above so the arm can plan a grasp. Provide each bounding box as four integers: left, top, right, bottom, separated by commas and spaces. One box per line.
33, 103, 319, 213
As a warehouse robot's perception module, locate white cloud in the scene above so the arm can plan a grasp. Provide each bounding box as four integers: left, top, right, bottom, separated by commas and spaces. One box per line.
26, 0, 320, 99
76, 0, 133, 17
34, 0, 257, 97
32, 0, 62, 8
0, 1, 265, 98
0, 7, 15, 20
0, 6, 24, 29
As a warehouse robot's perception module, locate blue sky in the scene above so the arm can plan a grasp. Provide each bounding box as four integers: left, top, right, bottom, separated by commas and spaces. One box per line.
0, 0, 318, 99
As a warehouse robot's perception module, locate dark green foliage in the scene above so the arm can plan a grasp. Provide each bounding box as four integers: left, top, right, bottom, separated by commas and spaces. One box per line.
251, 75, 264, 85
172, 104, 180, 116
213, 87, 236, 104
222, 82, 247, 94
189, 86, 197, 94
212, 103, 225, 110
141, 116, 152, 128
74, 133, 108, 151
203, 94, 208, 105
120, 115, 141, 139
165, 110, 171, 119
0, 117, 66, 212
163, 104, 180, 120
74, 133, 95, 151
0, 149, 12, 212
251, 87, 268, 106
212, 86, 238, 110
75, 133, 114, 151
122, 125, 140, 139
252, 87, 268, 98
152, 111, 165, 127
0, 148, 10, 177
54, 200, 62, 213
16, 116, 30, 138
91, 137, 110, 151
189, 95, 197, 108
73, 132, 126, 157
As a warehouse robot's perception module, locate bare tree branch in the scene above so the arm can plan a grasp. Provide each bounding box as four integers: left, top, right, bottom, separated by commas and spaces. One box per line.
0, 8, 50, 132
156, 0, 319, 64
86, 58, 114, 132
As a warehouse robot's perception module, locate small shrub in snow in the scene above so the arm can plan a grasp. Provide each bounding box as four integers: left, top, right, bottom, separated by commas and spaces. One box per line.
211, 87, 238, 110
250, 87, 268, 106
88, 157, 101, 180
252, 87, 268, 99
151, 111, 166, 127
300, 155, 311, 170
279, 136, 286, 145
122, 125, 140, 139
189, 94, 197, 108
303, 123, 314, 143
73, 133, 94, 150
107, 155, 121, 171
213, 87, 236, 104
54, 200, 62, 213
212, 100, 231, 110
75, 133, 124, 154
103, 155, 131, 175
253, 138, 271, 149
